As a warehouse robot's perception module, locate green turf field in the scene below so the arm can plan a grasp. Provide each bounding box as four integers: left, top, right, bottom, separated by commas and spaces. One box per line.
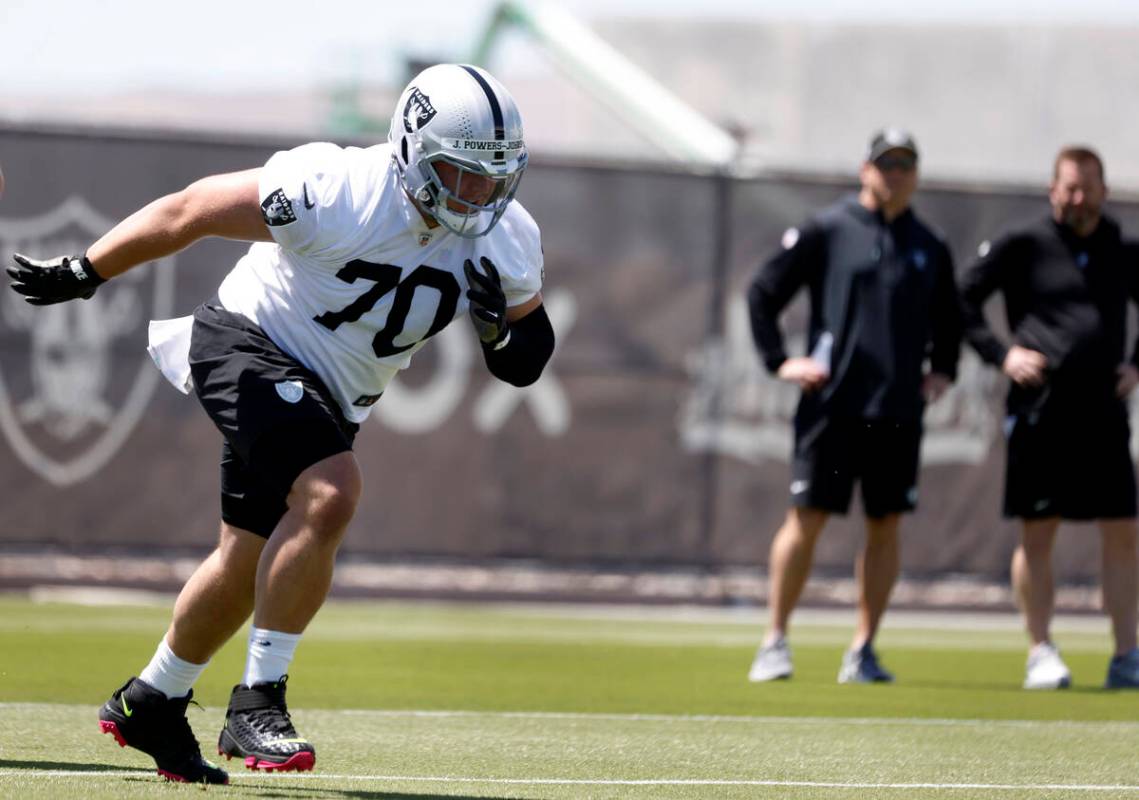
1, 594, 1137, 798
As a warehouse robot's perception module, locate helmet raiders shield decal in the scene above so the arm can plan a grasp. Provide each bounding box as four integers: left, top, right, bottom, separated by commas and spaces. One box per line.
402, 87, 437, 133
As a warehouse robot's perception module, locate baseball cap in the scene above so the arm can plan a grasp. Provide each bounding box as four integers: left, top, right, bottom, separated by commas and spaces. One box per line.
867, 128, 919, 163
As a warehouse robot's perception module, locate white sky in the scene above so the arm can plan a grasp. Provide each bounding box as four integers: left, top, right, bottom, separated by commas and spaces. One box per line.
5, 0, 1139, 97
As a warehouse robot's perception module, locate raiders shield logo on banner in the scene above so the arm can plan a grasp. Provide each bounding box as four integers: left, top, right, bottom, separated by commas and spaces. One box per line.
0, 196, 176, 486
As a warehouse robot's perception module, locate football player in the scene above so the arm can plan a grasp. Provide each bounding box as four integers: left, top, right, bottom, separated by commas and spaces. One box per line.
7, 63, 554, 783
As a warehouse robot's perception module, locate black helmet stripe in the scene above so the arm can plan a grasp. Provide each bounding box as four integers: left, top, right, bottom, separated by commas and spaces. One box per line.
460, 65, 506, 162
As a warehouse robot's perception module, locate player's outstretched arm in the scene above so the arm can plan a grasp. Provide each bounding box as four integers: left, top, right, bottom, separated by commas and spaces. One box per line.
7, 169, 270, 305
88, 169, 272, 277
464, 256, 554, 387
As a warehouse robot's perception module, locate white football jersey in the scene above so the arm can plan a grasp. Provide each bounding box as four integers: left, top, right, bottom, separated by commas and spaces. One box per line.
216, 142, 543, 423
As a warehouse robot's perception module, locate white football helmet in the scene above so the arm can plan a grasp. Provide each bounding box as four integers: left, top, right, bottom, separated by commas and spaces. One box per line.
390, 63, 527, 238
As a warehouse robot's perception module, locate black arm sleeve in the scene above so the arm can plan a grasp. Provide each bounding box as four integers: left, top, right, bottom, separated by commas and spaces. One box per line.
928, 241, 962, 380
746, 223, 824, 374
481, 303, 555, 387
959, 234, 1018, 367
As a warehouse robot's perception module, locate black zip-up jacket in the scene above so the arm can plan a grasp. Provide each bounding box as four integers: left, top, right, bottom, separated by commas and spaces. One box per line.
747, 195, 961, 423
959, 213, 1139, 412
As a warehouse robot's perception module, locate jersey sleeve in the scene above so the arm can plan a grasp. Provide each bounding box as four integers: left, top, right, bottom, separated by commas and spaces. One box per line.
495, 204, 544, 307
927, 237, 962, 380
960, 231, 1022, 366
257, 143, 364, 260
747, 219, 826, 373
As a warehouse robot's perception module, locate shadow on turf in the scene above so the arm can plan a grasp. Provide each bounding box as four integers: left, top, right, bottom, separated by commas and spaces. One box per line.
0, 758, 151, 773
234, 785, 529, 800
898, 678, 1117, 694
0, 763, 529, 799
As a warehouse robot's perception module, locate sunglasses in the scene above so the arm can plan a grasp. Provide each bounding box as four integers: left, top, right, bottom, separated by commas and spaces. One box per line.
874, 154, 917, 172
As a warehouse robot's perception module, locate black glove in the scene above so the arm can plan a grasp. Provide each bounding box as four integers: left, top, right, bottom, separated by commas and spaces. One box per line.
464, 256, 509, 348
7, 253, 106, 305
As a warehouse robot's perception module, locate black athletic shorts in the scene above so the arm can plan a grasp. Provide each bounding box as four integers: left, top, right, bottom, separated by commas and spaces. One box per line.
188, 302, 359, 537
1004, 397, 1136, 520
790, 416, 922, 518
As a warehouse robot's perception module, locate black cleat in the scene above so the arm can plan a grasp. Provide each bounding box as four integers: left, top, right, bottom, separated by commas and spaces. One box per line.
98, 677, 229, 784
217, 674, 315, 772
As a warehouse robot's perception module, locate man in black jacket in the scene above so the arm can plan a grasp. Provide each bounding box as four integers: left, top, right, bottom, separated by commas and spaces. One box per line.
960, 146, 1139, 690
746, 129, 961, 684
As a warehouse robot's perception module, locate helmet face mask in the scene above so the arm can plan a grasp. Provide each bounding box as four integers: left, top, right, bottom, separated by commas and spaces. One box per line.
419, 153, 526, 237
390, 64, 527, 238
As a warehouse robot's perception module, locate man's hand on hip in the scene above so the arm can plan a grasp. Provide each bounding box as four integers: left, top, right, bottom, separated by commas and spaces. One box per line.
7, 253, 106, 305
1002, 345, 1048, 388
923, 372, 952, 403
777, 357, 829, 393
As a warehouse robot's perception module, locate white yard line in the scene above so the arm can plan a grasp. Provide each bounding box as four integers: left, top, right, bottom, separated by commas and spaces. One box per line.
0, 771, 1135, 791
332, 708, 1139, 729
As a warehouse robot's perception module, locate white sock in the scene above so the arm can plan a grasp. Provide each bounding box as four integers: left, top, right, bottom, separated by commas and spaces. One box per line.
243, 627, 302, 686
138, 637, 209, 699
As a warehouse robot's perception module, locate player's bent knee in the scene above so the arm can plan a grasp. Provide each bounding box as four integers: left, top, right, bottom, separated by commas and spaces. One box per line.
314, 483, 360, 531
290, 453, 362, 532
205, 525, 263, 575
219, 521, 270, 548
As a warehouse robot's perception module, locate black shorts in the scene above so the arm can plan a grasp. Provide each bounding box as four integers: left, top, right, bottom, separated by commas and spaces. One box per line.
188, 302, 359, 537
1004, 399, 1136, 520
790, 417, 922, 518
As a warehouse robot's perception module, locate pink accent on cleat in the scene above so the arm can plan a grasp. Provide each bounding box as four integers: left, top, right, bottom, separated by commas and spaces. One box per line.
99, 720, 128, 748
243, 751, 316, 772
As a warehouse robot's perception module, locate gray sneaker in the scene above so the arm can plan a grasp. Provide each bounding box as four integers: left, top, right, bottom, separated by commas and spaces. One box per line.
837, 643, 895, 684
748, 638, 792, 682
1105, 648, 1139, 689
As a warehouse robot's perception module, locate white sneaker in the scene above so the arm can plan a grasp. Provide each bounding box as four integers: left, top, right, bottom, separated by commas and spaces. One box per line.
748, 638, 792, 682
1024, 642, 1071, 690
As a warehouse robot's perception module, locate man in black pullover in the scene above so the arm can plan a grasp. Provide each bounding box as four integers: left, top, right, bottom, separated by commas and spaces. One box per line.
960, 146, 1139, 690
746, 129, 961, 684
